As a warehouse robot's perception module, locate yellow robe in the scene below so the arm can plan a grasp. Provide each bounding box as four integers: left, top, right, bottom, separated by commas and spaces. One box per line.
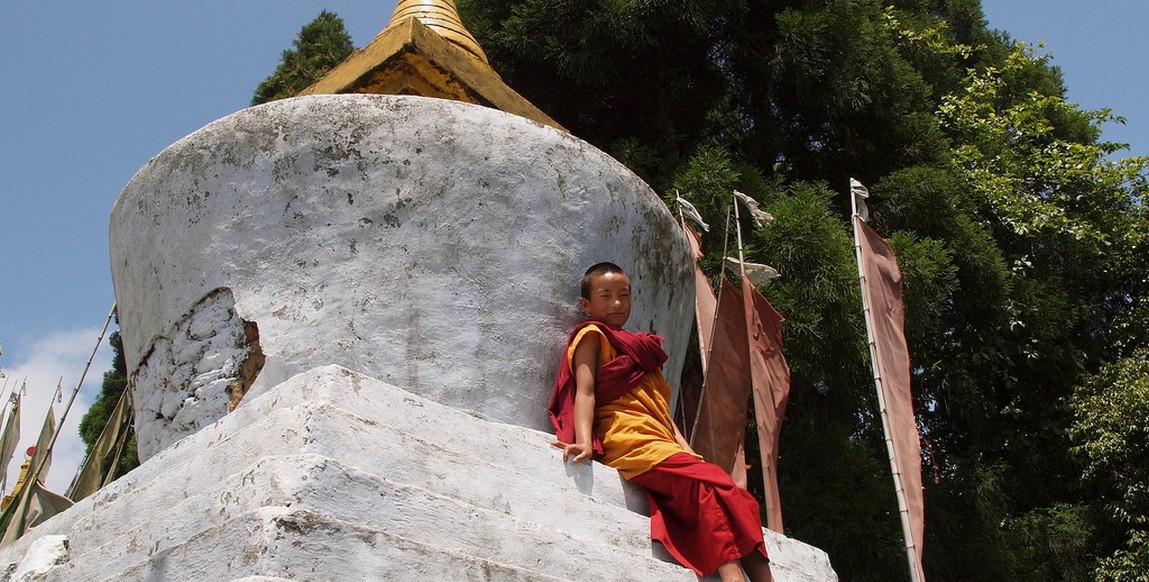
567, 324, 687, 479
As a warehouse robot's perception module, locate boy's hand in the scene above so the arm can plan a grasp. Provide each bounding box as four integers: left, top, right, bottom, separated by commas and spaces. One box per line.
551, 440, 593, 464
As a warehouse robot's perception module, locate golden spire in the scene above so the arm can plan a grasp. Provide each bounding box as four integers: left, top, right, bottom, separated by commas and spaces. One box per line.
383, 0, 488, 64
300, 0, 564, 131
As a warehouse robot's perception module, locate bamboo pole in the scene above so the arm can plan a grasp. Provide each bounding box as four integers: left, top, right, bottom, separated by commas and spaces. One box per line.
849, 182, 924, 582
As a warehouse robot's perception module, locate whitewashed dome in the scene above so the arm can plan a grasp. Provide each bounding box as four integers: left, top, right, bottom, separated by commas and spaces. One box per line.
110, 94, 693, 460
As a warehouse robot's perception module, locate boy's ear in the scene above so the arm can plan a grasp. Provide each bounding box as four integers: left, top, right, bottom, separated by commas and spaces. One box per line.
578, 297, 591, 313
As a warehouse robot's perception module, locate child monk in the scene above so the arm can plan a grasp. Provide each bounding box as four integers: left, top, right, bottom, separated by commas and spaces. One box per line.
549, 262, 773, 582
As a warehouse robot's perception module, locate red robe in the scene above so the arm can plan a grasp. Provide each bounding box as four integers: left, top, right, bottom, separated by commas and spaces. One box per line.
547, 320, 668, 456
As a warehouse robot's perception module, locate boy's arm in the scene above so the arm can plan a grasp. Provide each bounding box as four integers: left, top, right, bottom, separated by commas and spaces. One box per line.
553, 334, 600, 464
672, 422, 699, 458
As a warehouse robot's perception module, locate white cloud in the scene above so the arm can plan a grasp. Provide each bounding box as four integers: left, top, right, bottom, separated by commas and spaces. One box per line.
0, 327, 113, 495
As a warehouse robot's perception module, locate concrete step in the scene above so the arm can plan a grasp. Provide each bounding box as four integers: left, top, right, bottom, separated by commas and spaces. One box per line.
0, 366, 837, 581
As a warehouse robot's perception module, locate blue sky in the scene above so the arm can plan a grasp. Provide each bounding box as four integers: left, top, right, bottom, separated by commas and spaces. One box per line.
0, 1, 1145, 493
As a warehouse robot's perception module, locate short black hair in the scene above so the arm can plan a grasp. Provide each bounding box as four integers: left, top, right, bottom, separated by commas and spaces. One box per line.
580, 262, 627, 299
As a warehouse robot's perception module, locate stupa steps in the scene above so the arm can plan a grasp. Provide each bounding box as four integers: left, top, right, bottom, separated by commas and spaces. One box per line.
80, 457, 693, 581
6, 366, 699, 580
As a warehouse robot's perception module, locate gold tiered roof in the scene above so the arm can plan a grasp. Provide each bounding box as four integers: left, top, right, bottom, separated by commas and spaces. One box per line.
385, 0, 488, 63
301, 0, 563, 131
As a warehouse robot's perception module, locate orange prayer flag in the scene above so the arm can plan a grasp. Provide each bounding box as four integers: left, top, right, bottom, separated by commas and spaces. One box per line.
742, 274, 789, 532
856, 216, 925, 579
684, 222, 718, 375
678, 221, 718, 436
689, 279, 751, 476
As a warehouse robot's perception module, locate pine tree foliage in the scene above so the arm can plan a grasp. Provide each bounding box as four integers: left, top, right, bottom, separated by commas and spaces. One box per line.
251, 10, 354, 105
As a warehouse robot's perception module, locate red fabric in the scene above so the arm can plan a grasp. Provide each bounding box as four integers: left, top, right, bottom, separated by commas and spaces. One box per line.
743, 274, 790, 532
684, 223, 717, 375
856, 217, 925, 575
680, 222, 717, 437
690, 279, 751, 476
548, 321, 668, 456
631, 452, 768, 576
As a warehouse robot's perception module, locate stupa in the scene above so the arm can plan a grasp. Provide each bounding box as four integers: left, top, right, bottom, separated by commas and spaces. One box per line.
0, 2, 837, 579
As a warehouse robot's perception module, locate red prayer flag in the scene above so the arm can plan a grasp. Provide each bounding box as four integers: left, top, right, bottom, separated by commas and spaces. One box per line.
689, 279, 751, 476
684, 223, 717, 373
742, 274, 789, 532
856, 216, 925, 578
679, 222, 717, 439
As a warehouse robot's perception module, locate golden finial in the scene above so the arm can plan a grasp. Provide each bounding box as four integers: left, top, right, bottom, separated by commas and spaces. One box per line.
383, 0, 488, 64
300, 0, 563, 131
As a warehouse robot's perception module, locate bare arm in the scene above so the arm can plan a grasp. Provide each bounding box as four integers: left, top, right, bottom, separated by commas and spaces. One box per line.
672, 422, 699, 458
552, 334, 600, 464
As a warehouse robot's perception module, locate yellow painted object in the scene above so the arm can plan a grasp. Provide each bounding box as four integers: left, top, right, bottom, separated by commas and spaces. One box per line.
386, 0, 488, 63
1, 459, 30, 511
300, 0, 564, 132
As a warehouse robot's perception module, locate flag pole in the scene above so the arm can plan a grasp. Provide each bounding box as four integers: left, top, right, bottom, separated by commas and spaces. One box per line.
48, 304, 116, 469
850, 181, 924, 582
3, 304, 114, 542
732, 192, 747, 279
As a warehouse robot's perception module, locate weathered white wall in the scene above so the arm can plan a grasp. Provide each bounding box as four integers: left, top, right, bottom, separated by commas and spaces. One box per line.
0, 366, 838, 581
109, 95, 694, 460
131, 288, 251, 455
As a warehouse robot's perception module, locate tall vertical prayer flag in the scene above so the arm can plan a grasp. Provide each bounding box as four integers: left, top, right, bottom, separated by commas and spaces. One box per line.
0, 398, 19, 489
689, 280, 751, 476
683, 222, 718, 376
742, 274, 790, 532
854, 210, 926, 582
30, 407, 55, 484
679, 221, 719, 438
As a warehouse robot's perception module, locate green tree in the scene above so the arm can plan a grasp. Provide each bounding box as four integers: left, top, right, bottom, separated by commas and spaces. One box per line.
1070, 350, 1149, 581
251, 10, 354, 105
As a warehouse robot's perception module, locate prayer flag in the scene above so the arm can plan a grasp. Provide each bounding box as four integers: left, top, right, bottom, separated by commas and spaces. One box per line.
0, 479, 73, 546
675, 192, 710, 232
850, 178, 871, 222
0, 397, 19, 489
689, 280, 751, 476
0, 406, 69, 546
30, 407, 55, 484
732, 190, 773, 228
68, 387, 132, 501
742, 274, 790, 533
684, 223, 718, 374
680, 222, 718, 436
856, 215, 925, 580
724, 257, 780, 287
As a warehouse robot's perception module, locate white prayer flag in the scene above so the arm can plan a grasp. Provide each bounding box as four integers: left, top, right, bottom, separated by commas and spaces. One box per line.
850, 178, 871, 222
725, 257, 780, 286
732, 190, 773, 228
675, 192, 710, 232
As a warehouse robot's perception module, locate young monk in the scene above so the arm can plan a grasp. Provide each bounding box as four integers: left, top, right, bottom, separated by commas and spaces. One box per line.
549, 262, 773, 582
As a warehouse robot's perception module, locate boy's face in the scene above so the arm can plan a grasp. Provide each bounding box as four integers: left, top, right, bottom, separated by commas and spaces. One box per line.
580, 271, 631, 327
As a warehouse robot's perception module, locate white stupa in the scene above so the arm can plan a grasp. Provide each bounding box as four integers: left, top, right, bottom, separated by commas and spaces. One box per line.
0, 3, 837, 580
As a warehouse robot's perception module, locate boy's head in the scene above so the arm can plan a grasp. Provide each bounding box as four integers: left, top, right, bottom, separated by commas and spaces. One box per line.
579, 262, 631, 327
